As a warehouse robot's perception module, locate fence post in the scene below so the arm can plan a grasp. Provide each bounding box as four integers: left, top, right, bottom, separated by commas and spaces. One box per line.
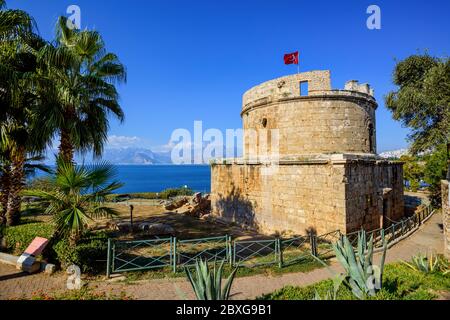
172, 237, 177, 273
106, 238, 112, 278
401, 220, 405, 235
232, 241, 236, 266
227, 235, 233, 267
277, 238, 283, 268
309, 234, 318, 257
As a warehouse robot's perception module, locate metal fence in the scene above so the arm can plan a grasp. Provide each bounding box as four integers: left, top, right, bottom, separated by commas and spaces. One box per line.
106, 204, 435, 277
346, 204, 435, 250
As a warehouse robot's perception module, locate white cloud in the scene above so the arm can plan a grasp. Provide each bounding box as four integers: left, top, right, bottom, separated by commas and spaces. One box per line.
106, 135, 145, 149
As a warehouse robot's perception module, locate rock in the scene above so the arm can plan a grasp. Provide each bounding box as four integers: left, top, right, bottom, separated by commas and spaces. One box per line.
116, 222, 132, 232
106, 221, 119, 231
140, 223, 174, 235
164, 197, 188, 211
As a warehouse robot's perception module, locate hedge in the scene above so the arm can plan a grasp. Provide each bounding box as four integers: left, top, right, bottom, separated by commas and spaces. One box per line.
3, 221, 55, 255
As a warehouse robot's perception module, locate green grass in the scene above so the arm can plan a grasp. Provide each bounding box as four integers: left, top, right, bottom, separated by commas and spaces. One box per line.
117, 255, 326, 284
259, 263, 450, 300
28, 287, 132, 300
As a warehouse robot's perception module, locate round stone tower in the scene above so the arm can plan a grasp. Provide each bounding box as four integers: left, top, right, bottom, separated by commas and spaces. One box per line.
241, 70, 378, 158
211, 70, 404, 236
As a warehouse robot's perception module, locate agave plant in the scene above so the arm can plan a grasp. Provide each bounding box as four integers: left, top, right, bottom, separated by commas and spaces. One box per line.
403, 252, 449, 274
313, 275, 344, 300
185, 259, 238, 300
333, 231, 387, 299
313, 230, 388, 300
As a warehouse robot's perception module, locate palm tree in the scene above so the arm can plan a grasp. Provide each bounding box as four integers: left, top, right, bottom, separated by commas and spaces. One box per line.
25, 159, 123, 244
37, 17, 126, 163
0, 0, 33, 40
0, 2, 49, 225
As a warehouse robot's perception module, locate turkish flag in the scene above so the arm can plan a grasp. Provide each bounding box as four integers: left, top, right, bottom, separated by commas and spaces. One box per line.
284, 51, 299, 65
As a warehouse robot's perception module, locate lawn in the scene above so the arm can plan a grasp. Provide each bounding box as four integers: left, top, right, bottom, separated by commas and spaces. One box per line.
259, 262, 450, 300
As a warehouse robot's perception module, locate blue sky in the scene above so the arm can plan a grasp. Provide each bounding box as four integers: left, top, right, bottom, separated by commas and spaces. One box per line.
8, 0, 450, 153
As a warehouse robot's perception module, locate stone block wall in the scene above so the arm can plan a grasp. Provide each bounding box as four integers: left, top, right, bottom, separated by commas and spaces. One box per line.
442, 180, 450, 257
242, 70, 332, 108
242, 96, 377, 157
211, 161, 346, 235
211, 159, 404, 236
344, 161, 404, 232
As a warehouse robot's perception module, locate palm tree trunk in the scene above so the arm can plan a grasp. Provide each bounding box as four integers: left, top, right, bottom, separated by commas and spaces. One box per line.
6, 152, 25, 226
59, 128, 74, 163
0, 166, 11, 225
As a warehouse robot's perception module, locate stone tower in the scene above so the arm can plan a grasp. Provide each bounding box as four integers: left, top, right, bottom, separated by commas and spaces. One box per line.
211, 70, 404, 235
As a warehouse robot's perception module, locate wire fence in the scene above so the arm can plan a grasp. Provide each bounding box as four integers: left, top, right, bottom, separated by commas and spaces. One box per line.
106, 204, 435, 277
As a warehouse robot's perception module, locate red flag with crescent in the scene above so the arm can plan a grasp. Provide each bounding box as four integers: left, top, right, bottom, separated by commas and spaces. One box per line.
284, 51, 299, 65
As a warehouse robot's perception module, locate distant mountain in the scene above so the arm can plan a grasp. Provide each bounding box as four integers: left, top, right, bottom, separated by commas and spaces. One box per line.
85, 147, 172, 165
378, 148, 409, 159
44, 147, 173, 165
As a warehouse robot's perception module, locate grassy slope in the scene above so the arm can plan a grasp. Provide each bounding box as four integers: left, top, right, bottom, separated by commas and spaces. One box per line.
259, 263, 450, 300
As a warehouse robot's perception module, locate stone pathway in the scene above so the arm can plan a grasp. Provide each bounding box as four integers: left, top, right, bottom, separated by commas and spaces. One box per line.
0, 211, 444, 300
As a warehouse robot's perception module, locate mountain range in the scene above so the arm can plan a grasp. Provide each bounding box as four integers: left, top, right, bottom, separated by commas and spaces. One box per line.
44, 147, 173, 165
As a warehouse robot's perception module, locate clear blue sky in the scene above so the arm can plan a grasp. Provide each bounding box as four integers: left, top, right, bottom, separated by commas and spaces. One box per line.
8, 0, 450, 152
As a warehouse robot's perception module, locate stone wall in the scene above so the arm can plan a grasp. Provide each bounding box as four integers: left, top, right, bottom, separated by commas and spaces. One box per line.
211, 161, 346, 235
344, 161, 404, 232
211, 71, 404, 237
442, 180, 450, 258
211, 159, 403, 235
243, 70, 332, 108
242, 96, 377, 157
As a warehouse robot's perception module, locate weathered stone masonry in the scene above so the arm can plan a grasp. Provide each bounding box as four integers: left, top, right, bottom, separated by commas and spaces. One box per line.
442, 180, 450, 257
211, 70, 404, 235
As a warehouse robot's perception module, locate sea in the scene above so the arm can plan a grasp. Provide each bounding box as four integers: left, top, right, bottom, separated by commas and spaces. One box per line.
35, 165, 211, 194
112, 165, 211, 194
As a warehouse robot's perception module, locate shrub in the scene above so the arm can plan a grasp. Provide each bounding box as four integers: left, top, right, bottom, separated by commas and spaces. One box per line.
52, 231, 109, 274
3, 221, 55, 255
26, 177, 55, 192
159, 187, 194, 199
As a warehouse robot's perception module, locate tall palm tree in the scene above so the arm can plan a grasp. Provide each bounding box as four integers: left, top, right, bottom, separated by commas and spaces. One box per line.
38, 17, 126, 163
0, 1, 48, 225
25, 159, 123, 244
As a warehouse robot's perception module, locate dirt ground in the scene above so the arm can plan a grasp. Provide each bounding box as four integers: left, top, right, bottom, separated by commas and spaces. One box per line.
91, 201, 260, 240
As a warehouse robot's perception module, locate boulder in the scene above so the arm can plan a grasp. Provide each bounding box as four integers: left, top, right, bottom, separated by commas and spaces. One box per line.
140, 223, 174, 235
164, 197, 188, 211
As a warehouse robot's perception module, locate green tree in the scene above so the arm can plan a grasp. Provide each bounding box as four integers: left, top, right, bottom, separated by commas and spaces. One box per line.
385, 54, 450, 154
0, 2, 50, 225
385, 53, 450, 204
37, 17, 126, 163
25, 159, 123, 244
400, 154, 424, 192
423, 144, 448, 207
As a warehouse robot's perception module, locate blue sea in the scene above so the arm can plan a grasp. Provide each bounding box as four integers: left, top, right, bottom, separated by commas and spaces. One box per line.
113, 165, 211, 194
35, 165, 211, 194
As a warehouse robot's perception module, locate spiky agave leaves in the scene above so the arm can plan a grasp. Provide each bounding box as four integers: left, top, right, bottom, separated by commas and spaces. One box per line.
332, 231, 387, 299
185, 259, 238, 300
403, 251, 448, 274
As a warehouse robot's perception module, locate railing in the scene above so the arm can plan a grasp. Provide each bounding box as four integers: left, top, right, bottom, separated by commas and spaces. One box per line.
106, 204, 436, 277
108, 237, 173, 275
176, 236, 230, 269
346, 204, 435, 250
233, 239, 279, 267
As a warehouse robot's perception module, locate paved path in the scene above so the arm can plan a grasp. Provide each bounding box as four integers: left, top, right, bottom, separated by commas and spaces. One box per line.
0, 211, 444, 300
